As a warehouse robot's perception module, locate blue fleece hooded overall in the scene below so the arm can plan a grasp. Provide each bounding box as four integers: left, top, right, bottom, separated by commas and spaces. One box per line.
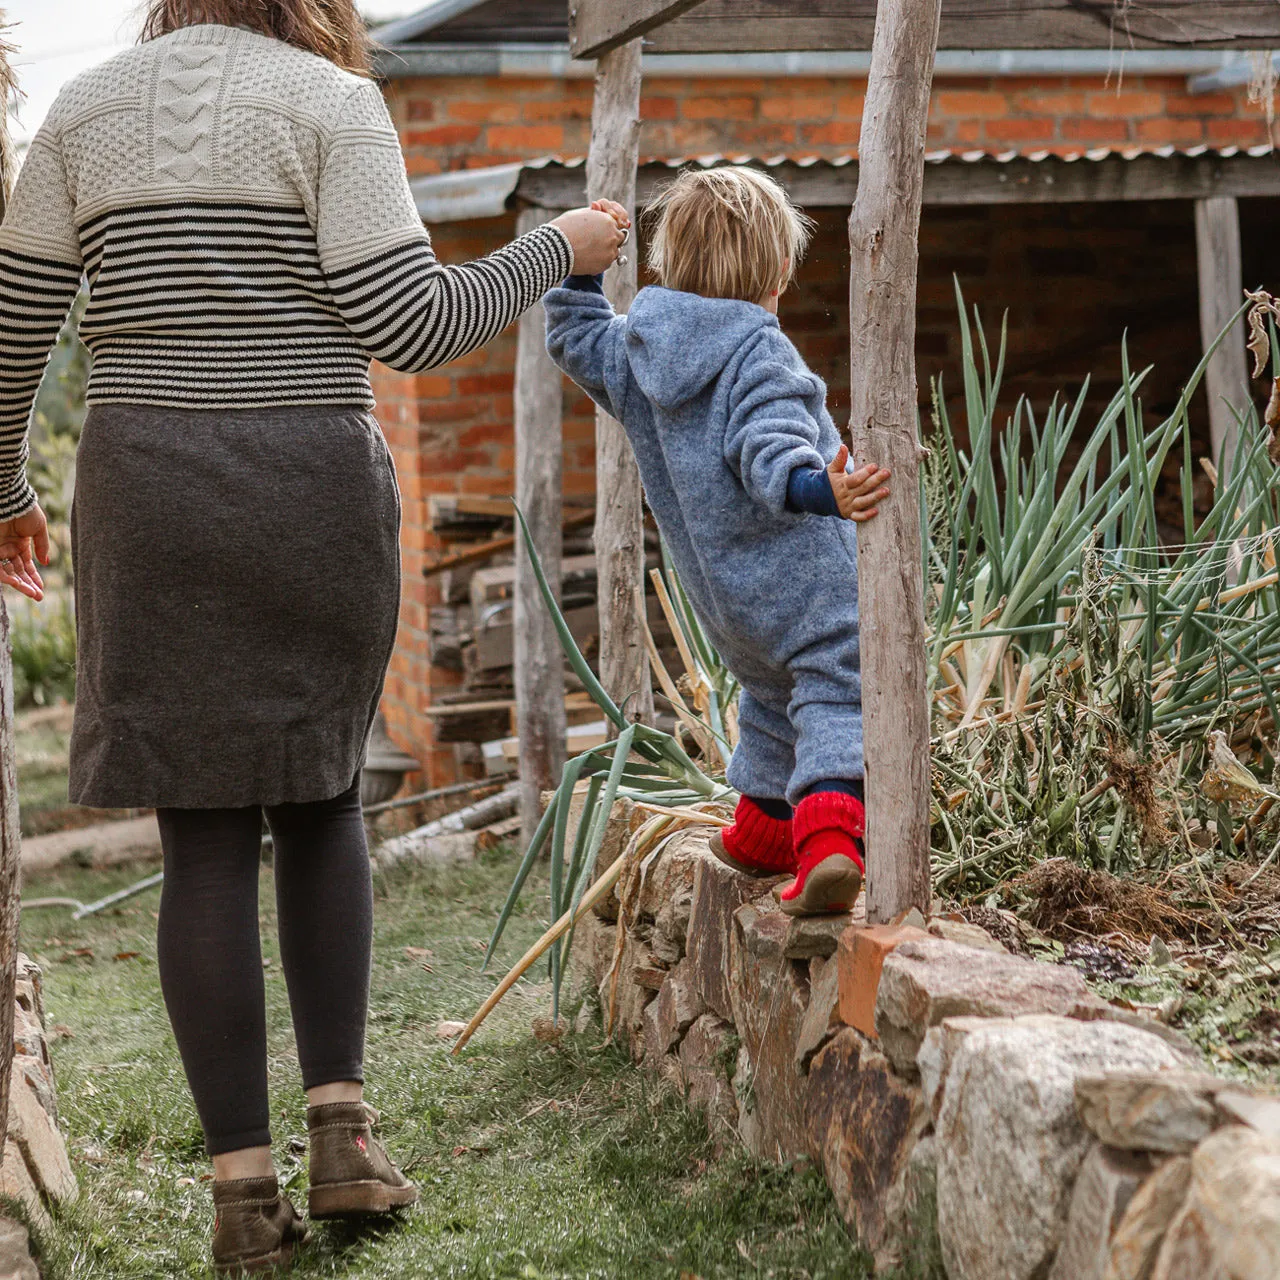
545, 282, 863, 806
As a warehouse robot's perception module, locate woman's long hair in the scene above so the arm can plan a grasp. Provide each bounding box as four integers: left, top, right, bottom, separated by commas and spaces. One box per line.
141, 0, 372, 76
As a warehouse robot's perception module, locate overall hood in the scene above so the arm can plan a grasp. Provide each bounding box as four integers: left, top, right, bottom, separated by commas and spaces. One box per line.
625, 286, 778, 410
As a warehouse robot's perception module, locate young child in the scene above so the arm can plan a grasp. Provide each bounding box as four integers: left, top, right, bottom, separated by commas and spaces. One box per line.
545, 168, 890, 916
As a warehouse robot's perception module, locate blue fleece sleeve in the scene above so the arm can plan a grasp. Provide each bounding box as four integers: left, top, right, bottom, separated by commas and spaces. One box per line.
563, 274, 605, 293
786, 466, 840, 516
545, 283, 630, 421
723, 331, 829, 516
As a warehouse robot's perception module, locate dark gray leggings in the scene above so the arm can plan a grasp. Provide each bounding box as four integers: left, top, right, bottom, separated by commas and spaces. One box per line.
155, 780, 373, 1156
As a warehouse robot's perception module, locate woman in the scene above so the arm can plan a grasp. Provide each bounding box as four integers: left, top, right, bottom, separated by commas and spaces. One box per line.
0, 1, 624, 1271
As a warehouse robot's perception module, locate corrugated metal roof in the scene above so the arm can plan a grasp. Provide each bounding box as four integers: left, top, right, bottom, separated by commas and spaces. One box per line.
412, 144, 1279, 223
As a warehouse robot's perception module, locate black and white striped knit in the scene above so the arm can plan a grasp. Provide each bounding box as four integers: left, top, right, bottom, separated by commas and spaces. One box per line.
0, 23, 573, 520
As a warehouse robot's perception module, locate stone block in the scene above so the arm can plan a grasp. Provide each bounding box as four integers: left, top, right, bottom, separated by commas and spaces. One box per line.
13, 1057, 57, 1128
1150, 1197, 1226, 1280
795, 955, 843, 1073
1215, 1089, 1280, 1141
836, 924, 929, 1042
1049, 1145, 1152, 1280
678, 1014, 738, 1136
876, 936, 1095, 1074
785, 908, 861, 960
637, 827, 717, 923
1067, 1001, 1202, 1064
934, 1015, 1188, 1280
805, 1027, 929, 1262
6, 1069, 77, 1204
646, 959, 705, 1061
1103, 1155, 1191, 1280
728, 900, 810, 1162
927, 917, 1009, 954
0, 1144, 48, 1231
1075, 1071, 1225, 1154
0, 1216, 39, 1280
918, 1017, 989, 1124
1188, 1125, 1280, 1280
686, 855, 762, 1023
606, 930, 659, 1058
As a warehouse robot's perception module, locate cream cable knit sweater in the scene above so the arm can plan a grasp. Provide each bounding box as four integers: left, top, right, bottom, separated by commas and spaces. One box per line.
0, 23, 573, 519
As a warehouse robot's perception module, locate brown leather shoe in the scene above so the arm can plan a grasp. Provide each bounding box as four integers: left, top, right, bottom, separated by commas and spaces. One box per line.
306, 1102, 419, 1219
211, 1176, 309, 1274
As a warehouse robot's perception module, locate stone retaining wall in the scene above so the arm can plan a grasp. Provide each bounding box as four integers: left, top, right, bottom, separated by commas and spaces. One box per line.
574, 809, 1280, 1279
2, 953, 77, 1252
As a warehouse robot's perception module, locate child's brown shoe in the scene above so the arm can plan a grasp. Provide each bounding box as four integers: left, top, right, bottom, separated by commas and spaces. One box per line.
211, 1176, 309, 1274
709, 796, 795, 876
779, 792, 865, 917
307, 1102, 419, 1219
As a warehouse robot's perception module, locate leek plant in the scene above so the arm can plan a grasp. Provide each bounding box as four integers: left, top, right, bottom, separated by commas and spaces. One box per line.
480, 289, 1280, 1027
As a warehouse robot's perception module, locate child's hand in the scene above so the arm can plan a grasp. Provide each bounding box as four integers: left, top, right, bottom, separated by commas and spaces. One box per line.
828, 446, 891, 523
591, 199, 631, 231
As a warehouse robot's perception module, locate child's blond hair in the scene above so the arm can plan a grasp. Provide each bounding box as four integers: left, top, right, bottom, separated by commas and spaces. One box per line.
645, 166, 815, 305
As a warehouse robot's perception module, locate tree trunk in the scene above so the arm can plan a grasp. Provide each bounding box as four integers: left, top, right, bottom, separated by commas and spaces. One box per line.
848, 0, 941, 924
1195, 195, 1250, 473
0, 597, 21, 1153
586, 40, 654, 725
514, 206, 570, 848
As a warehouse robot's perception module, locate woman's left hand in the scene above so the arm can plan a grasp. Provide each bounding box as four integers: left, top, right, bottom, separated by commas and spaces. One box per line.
0, 503, 51, 601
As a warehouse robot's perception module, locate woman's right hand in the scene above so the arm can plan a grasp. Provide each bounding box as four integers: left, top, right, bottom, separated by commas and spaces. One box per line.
0, 502, 51, 601
552, 208, 628, 275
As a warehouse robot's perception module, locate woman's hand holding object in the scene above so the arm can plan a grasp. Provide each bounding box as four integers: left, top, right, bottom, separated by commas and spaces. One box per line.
552, 207, 630, 275
0, 504, 51, 601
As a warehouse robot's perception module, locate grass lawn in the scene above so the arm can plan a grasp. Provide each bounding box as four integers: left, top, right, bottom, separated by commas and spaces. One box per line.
18, 850, 886, 1280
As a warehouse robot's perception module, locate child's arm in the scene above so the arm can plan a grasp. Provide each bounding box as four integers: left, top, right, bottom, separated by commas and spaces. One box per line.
544, 277, 631, 423
789, 446, 891, 522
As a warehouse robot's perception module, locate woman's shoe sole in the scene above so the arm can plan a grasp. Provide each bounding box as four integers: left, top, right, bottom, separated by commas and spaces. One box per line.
309, 1181, 419, 1219
709, 830, 791, 879
778, 856, 863, 917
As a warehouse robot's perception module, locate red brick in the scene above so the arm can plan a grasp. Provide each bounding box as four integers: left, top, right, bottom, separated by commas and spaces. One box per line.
1086, 90, 1164, 118
405, 125, 482, 147
448, 99, 521, 123
405, 99, 436, 122
836, 924, 930, 1039
801, 121, 861, 147
1013, 89, 1086, 115
641, 96, 679, 121
761, 95, 836, 123
1164, 90, 1239, 117
1207, 118, 1273, 146
456, 373, 514, 395
986, 117, 1057, 143
935, 90, 1009, 118
1135, 117, 1206, 144
1059, 117, 1133, 143
414, 375, 454, 400
834, 93, 866, 119
683, 96, 756, 121
487, 123, 565, 151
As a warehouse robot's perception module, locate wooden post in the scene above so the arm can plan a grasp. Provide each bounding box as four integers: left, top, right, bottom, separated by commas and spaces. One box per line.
848, 0, 942, 923
586, 40, 654, 725
514, 206, 570, 848
0, 599, 19, 1157
1195, 195, 1251, 471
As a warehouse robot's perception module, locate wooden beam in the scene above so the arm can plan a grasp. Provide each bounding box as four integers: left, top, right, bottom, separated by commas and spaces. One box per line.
514, 206, 570, 847
515, 152, 1280, 212
645, 0, 1280, 52
569, 0, 710, 59
587, 41, 655, 726
1195, 195, 1252, 471
849, 0, 941, 923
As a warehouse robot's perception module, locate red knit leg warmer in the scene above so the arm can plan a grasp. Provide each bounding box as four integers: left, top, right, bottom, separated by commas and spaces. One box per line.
779, 792, 865, 916
711, 796, 796, 877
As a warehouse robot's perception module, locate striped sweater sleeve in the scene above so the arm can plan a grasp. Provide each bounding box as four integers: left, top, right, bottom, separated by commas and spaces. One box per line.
316, 83, 573, 373
0, 124, 84, 520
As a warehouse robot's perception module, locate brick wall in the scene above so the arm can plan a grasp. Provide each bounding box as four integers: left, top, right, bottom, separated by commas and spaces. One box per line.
385, 73, 1276, 174
374, 69, 1280, 782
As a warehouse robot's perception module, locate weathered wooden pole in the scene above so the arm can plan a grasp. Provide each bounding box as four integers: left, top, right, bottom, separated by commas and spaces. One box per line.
848, 0, 942, 923
1195, 195, 1251, 472
514, 205, 570, 848
586, 40, 654, 725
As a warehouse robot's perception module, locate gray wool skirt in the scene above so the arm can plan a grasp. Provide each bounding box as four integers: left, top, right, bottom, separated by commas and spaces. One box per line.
69, 404, 401, 811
